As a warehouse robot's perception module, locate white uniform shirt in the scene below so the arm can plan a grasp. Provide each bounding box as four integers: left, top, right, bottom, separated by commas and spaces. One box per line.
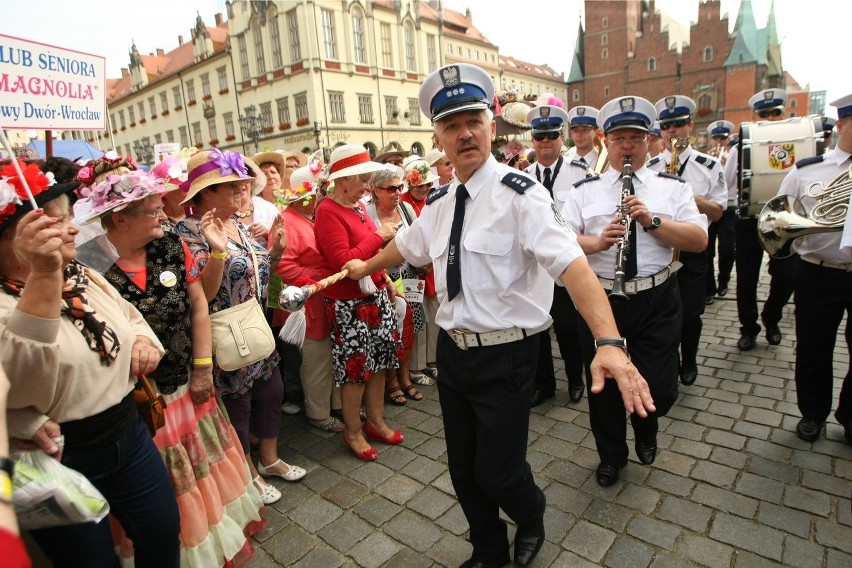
562, 166, 708, 279
525, 157, 577, 213
778, 148, 852, 264
648, 146, 728, 209
723, 148, 740, 206
396, 156, 585, 333
842, 188, 852, 259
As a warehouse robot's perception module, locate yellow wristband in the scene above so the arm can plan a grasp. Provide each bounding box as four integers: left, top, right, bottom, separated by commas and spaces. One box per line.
193, 357, 213, 366
210, 250, 228, 260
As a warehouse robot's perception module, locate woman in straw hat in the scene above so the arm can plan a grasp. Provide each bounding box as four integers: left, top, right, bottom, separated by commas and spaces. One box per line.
74, 165, 266, 566
313, 144, 405, 460
175, 149, 305, 505
0, 161, 181, 566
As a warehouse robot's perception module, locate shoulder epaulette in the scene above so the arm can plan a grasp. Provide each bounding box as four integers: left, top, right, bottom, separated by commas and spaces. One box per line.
573, 176, 599, 188
500, 173, 534, 194
658, 172, 686, 182
570, 159, 589, 169
694, 154, 718, 169
796, 155, 825, 168
647, 156, 663, 167
426, 184, 450, 204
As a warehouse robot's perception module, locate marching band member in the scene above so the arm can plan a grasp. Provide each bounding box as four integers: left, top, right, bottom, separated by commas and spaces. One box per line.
705, 120, 737, 304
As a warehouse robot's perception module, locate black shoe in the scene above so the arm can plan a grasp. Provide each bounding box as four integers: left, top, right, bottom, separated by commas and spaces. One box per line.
595, 462, 624, 487
569, 383, 584, 403
764, 322, 782, 345
459, 560, 509, 568
795, 418, 823, 442
705, 295, 715, 306
737, 334, 757, 351
530, 389, 554, 408
680, 364, 698, 386
717, 284, 728, 297
635, 440, 658, 465
513, 522, 545, 567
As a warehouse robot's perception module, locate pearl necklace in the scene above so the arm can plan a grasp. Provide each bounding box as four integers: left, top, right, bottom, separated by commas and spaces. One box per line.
234, 204, 254, 218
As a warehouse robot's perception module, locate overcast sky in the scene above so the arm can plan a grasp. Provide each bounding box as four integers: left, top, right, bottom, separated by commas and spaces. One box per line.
2, 0, 847, 115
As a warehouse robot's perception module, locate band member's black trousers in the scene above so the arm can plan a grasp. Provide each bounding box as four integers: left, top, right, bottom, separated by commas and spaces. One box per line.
706, 206, 736, 295
536, 284, 585, 395
678, 251, 707, 370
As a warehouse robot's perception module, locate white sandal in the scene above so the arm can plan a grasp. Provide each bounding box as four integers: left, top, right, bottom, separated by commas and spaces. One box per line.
253, 476, 281, 504
257, 459, 307, 481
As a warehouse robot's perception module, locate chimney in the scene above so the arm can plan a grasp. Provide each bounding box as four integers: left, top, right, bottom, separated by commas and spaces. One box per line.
178, 35, 184, 45
121, 68, 129, 78
465, 8, 472, 22
215, 13, 223, 26
156, 48, 165, 57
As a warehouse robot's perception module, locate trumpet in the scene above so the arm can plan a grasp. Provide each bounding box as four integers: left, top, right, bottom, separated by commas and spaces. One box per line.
592, 134, 610, 176
609, 156, 633, 305
667, 137, 690, 175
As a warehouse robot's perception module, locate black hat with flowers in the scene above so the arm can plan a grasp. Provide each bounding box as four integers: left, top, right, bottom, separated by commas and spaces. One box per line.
0, 161, 79, 233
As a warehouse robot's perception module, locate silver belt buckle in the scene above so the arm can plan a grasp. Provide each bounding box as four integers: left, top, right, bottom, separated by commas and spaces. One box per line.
451, 329, 469, 351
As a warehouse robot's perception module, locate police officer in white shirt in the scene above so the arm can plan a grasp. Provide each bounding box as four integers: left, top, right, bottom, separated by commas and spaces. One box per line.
647, 96, 725, 386
524, 104, 586, 406
345, 63, 654, 568
773, 93, 852, 444
723, 88, 795, 351
564, 106, 603, 183
563, 95, 707, 487
705, 120, 737, 303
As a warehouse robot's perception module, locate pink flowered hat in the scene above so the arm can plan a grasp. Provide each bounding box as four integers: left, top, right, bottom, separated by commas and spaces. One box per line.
73, 170, 168, 225
276, 157, 325, 205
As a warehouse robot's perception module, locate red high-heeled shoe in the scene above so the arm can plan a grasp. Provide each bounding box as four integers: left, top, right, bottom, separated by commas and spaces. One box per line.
363, 422, 405, 445
343, 432, 378, 461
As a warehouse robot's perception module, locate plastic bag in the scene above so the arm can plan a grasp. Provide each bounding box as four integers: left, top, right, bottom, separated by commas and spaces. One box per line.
12, 449, 110, 530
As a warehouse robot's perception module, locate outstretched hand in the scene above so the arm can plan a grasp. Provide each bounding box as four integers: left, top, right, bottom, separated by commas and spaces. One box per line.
199, 209, 229, 254
15, 209, 67, 274
588, 346, 655, 417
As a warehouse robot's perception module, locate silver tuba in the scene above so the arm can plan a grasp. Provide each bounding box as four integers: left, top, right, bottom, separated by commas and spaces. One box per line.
757, 165, 852, 258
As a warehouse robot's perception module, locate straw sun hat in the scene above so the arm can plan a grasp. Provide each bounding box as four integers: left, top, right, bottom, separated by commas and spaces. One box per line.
403, 159, 440, 187
180, 148, 255, 204
326, 144, 384, 182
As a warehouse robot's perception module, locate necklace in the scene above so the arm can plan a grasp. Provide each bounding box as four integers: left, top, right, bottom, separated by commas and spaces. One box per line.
235, 204, 254, 218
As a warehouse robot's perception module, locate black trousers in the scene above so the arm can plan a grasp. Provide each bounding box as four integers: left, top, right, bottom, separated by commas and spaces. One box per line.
678, 251, 707, 368
706, 206, 736, 295
577, 279, 681, 467
794, 260, 852, 425
437, 329, 545, 564
536, 284, 585, 395
735, 217, 796, 335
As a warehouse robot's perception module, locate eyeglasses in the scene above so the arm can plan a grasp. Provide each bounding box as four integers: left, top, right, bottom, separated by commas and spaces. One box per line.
379, 184, 404, 193
607, 135, 648, 146
660, 119, 690, 130
532, 131, 561, 142
139, 207, 165, 218
757, 108, 783, 119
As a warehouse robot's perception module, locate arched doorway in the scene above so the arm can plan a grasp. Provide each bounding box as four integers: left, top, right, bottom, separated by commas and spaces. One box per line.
410, 142, 425, 157
364, 142, 378, 159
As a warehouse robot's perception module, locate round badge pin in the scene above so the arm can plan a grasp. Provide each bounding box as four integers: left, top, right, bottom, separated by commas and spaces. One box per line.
159, 270, 178, 287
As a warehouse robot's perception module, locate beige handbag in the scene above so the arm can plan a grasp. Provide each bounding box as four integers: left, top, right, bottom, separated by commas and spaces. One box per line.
210, 229, 275, 371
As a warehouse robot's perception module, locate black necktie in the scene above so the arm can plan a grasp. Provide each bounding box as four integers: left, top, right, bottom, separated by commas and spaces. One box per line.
578, 156, 587, 165
625, 178, 638, 280
543, 167, 552, 191
447, 184, 468, 300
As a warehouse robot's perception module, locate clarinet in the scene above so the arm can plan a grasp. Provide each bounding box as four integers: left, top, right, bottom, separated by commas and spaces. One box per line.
609, 156, 633, 305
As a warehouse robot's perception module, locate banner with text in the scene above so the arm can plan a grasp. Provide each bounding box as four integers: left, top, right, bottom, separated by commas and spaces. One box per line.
0, 34, 106, 130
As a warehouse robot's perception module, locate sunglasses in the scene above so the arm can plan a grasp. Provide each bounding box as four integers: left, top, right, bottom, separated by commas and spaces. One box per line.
532, 131, 561, 141
660, 119, 689, 130
379, 184, 404, 193
757, 108, 783, 119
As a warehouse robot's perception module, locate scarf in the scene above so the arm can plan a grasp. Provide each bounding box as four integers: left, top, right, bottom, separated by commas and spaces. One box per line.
0, 261, 121, 366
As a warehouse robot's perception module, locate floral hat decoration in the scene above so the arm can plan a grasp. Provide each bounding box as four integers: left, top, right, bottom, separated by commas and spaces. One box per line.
73, 170, 168, 225
151, 147, 197, 191
275, 157, 325, 206
75, 150, 138, 187
403, 159, 440, 188
0, 161, 79, 232
179, 148, 254, 204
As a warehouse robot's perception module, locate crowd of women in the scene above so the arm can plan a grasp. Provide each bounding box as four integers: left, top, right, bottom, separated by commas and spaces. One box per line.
0, 142, 446, 566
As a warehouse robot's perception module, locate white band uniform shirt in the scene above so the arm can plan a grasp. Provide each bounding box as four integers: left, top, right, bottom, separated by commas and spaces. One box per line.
525, 158, 585, 213
562, 166, 707, 279
647, 146, 728, 209
396, 155, 585, 334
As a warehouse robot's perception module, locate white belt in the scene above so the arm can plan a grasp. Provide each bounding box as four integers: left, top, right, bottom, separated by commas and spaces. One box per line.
598, 262, 682, 295
449, 322, 551, 351
801, 254, 852, 272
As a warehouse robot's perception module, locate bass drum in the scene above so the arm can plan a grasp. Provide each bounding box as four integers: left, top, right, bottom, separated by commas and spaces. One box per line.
738, 116, 824, 218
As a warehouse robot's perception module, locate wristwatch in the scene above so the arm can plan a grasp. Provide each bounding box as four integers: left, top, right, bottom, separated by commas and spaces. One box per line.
0, 456, 13, 504
594, 337, 628, 351
644, 215, 661, 232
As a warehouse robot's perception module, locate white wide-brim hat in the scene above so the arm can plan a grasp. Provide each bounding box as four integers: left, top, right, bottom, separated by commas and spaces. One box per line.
327, 144, 385, 182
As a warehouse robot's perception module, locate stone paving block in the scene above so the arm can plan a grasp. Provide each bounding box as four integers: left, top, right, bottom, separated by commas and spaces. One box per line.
734, 471, 785, 504
679, 394, 712, 411
300, 438, 343, 462
790, 448, 833, 474
740, 395, 776, 411
744, 407, 783, 426
264, 524, 323, 567
709, 446, 749, 469
544, 405, 581, 423
543, 506, 577, 544
669, 438, 712, 459
614, 483, 660, 515
695, 412, 735, 431
732, 551, 786, 567
705, 429, 747, 450
815, 516, 852, 554
693, 483, 758, 517
317, 512, 373, 553
665, 420, 705, 441
549, 420, 589, 443
546, 458, 596, 487
709, 512, 783, 561
715, 369, 746, 381
551, 550, 602, 568
435, 502, 469, 536
353, 494, 402, 527
345, 461, 394, 490
529, 412, 557, 434
532, 434, 580, 460
690, 460, 738, 489
769, 427, 814, 450
375, 444, 418, 470
646, 469, 695, 497
382, 547, 435, 568
707, 399, 745, 418
383, 510, 444, 553
562, 519, 618, 563
656, 495, 713, 533
348, 531, 402, 568
270, 482, 314, 514
755, 501, 811, 538
837, 497, 851, 527
300, 465, 344, 494
583, 499, 634, 532
626, 515, 680, 550
674, 534, 734, 568
400, 455, 446, 485
775, 401, 801, 417
783, 534, 827, 568
527, 449, 556, 473
245, 547, 280, 568
719, 379, 753, 394
747, 455, 801, 484
287, 495, 343, 533
252, 505, 290, 543
375, 473, 424, 506
827, 549, 852, 568
321, 478, 369, 510
783, 485, 831, 517
411, 436, 447, 461
733, 421, 772, 440
706, 389, 742, 404
665, 405, 697, 422
416, 416, 446, 436
602, 535, 654, 568
649, 552, 702, 568
802, 469, 852, 498
653, 451, 696, 477
321, 449, 365, 476
752, 384, 785, 401
406, 486, 456, 520
394, 408, 430, 429
426, 533, 472, 568
545, 482, 594, 516
746, 438, 794, 462
431, 471, 456, 496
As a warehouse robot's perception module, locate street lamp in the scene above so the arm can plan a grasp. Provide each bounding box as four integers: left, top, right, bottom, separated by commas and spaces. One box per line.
133, 136, 153, 166
239, 105, 270, 153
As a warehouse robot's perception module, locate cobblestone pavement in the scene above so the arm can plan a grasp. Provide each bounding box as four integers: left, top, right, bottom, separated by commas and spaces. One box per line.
249, 269, 852, 568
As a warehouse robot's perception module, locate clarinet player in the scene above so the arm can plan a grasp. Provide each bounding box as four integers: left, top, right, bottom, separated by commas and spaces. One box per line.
563, 96, 708, 487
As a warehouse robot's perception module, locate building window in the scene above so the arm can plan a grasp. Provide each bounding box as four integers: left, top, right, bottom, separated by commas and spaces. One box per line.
648, 57, 656, 71
128, 106, 135, 124
475, 50, 479, 60
602, 34, 608, 45
573, 89, 580, 102
223, 113, 234, 137
287, 10, 301, 62
447, 43, 452, 54
148, 96, 156, 116
698, 94, 712, 110
160, 92, 169, 112
178, 126, 188, 147
602, 17, 609, 28
186, 80, 196, 103
407, 98, 420, 125
118, 110, 126, 128
238, 35, 250, 81
276, 97, 290, 124
321, 9, 336, 59
329, 92, 345, 123
352, 10, 366, 63
154, 133, 162, 144
207, 117, 218, 141
270, 15, 283, 69
253, 22, 266, 74
790, 99, 797, 108
294, 92, 308, 121
520, 82, 525, 93
165, 129, 174, 143
703, 46, 713, 62
604, 86, 610, 97
381, 23, 392, 68
358, 94, 373, 123
124, 144, 131, 157
427, 34, 437, 72
602, 48, 608, 59
385, 96, 399, 124
201, 73, 211, 98
404, 22, 416, 72
466, 48, 471, 58
173, 86, 182, 108
259, 102, 273, 129
217, 67, 228, 92
192, 122, 202, 146
457, 46, 462, 55
138, 102, 145, 120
